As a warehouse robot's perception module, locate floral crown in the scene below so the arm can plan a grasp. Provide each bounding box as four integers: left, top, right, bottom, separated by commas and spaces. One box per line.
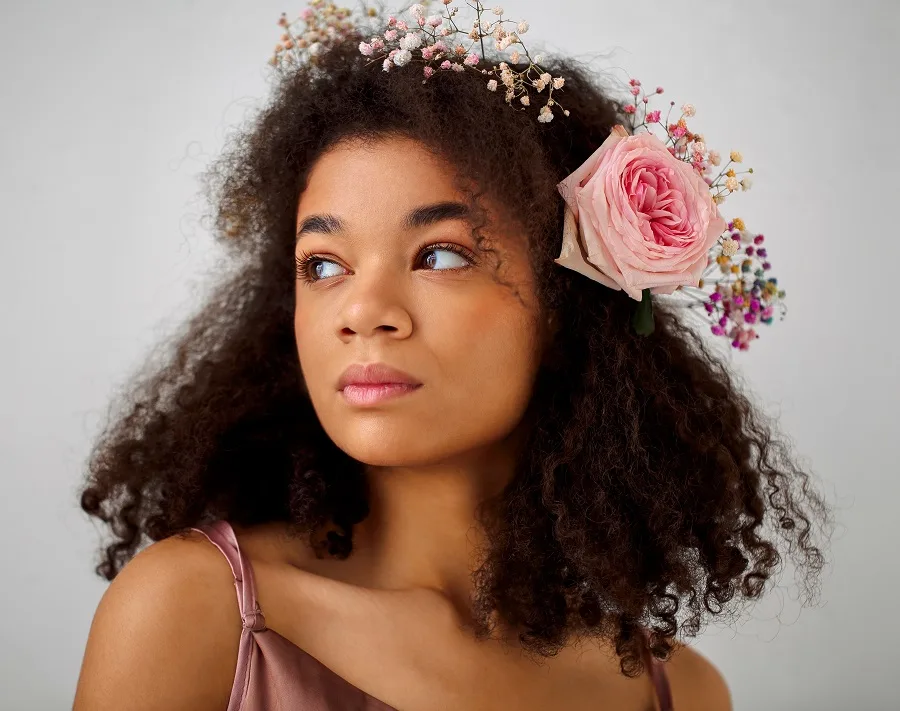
269, 0, 787, 351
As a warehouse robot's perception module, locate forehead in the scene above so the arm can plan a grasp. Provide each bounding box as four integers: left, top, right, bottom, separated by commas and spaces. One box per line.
296, 136, 465, 223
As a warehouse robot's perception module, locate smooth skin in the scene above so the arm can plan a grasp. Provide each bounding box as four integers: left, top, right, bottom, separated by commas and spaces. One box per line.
74, 136, 732, 711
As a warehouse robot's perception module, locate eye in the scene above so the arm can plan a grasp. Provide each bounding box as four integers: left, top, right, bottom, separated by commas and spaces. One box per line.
420, 243, 473, 271
295, 242, 475, 285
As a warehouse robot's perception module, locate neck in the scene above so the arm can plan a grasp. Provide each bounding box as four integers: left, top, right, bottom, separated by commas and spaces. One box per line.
345, 428, 525, 620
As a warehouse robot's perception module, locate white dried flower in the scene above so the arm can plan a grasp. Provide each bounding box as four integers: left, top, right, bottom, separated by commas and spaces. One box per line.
740, 177, 753, 191
517, 20, 529, 33
725, 176, 739, 191
533, 53, 544, 63
409, 4, 425, 17
708, 150, 721, 166
487, 79, 498, 91
510, 50, 521, 63
399, 32, 422, 50
308, 41, 324, 56
392, 48, 413, 66
505, 88, 514, 102
552, 77, 565, 89
492, 5, 504, 14
520, 94, 530, 106
721, 239, 738, 257
538, 105, 554, 123
681, 103, 696, 117
540, 72, 551, 84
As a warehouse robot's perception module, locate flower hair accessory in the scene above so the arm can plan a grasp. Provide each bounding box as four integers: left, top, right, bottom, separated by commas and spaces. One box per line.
269, 1, 787, 350
554, 86, 786, 347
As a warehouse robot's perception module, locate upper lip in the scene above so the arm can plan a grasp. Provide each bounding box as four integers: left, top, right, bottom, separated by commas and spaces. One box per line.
337, 362, 422, 390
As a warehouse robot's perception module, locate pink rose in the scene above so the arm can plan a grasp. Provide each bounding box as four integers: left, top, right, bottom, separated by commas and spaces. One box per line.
555, 126, 726, 300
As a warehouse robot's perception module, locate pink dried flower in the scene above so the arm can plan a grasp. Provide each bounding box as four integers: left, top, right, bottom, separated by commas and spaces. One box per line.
647, 110, 661, 123
464, 53, 480, 66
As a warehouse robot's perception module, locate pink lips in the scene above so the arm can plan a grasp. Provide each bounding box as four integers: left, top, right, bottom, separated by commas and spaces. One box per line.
337, 362, 422, 406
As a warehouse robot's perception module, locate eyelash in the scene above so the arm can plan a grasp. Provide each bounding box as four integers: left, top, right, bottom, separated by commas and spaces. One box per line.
295, 242, 476, 285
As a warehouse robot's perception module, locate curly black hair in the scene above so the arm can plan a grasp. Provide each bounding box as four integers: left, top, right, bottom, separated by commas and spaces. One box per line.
79, 28, 833, 679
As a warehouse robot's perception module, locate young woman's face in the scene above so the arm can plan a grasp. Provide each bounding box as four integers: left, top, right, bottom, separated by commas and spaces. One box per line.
294, 135, 551, 467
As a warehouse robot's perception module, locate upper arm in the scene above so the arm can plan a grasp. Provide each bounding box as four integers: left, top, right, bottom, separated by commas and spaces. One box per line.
73, 531, 242, 711
664, 640, 732, 711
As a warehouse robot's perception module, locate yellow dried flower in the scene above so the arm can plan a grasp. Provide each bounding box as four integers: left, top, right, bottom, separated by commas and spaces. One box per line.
730, 151, 743, 163
732, 217, 745, 231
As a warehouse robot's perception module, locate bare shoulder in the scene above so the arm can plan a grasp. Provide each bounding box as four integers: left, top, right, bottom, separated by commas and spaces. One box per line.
73, 530, 242, 711
662, 639, 732, 711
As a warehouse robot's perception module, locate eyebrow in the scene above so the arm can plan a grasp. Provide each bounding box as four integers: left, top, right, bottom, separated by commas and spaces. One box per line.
295, 201, 472, 242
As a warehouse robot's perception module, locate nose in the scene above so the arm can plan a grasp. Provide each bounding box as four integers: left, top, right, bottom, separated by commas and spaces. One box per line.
337, 273, 414, 341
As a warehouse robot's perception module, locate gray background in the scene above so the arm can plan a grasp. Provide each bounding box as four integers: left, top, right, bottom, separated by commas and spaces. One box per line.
2, 0, 897, 708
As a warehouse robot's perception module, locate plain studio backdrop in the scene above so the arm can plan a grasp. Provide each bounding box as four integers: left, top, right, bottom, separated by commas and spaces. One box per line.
1, 0, 897, 708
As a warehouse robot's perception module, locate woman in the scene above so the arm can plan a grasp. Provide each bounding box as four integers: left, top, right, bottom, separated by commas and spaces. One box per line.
73, 3, 832, 709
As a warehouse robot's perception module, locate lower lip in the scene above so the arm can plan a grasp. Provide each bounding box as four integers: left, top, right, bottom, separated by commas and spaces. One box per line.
340, 383, 422, 406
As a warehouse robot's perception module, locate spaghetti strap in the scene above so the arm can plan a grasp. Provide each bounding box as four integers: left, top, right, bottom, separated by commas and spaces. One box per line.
191, 520, 267, 632
641, 629, 674, 711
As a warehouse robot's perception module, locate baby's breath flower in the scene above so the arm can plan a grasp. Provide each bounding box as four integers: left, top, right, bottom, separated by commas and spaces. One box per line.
510, 50, 521, 63
505, 88, 514, 101
393, 48, 413, 66
426, 14, 443, 27
708, 150, 721, 166
730, 150, 743, 163
553, 77, 565, 89
492, 6, 504, 15
725, 176, 739, 191
520, 94, 530, 105
538, 105, 554, 123
741, 177, 753, 190
517, 20, 529, 33
399, 32, 422, 50
409, 4, 425, 18
533, 53, 544, 63
682, 103, 696, 117
487, 78, 498, 91
721, 239, 739, 257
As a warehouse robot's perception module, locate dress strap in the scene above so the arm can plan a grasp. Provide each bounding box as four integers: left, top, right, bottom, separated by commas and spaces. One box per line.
191, 520, 267, 632
641, 629, 674, 711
